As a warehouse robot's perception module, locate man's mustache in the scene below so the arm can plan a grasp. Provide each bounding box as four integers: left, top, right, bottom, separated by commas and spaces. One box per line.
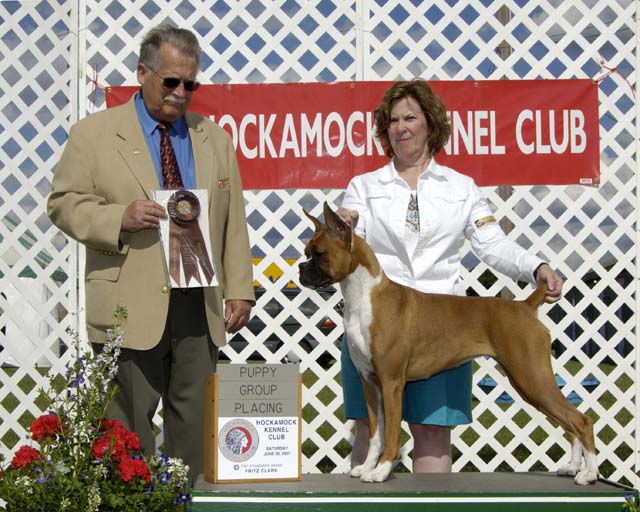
164, 95, 186, 104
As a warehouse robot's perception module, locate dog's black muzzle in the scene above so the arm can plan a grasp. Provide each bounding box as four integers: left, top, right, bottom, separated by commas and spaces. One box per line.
298, 259, 333, 289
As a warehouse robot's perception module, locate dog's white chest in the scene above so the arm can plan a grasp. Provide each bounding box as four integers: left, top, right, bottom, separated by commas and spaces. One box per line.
340, 266, 380, 377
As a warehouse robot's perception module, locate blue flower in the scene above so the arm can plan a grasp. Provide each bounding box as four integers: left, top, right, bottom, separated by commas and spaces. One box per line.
174, 492, 191, 506
70, 373, 85, 388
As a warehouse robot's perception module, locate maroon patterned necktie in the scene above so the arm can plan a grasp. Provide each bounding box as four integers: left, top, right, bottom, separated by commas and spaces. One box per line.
158, 122, 184, 189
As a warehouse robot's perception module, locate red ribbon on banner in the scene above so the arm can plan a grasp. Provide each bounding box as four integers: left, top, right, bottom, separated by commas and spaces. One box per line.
593, 54, 635, 99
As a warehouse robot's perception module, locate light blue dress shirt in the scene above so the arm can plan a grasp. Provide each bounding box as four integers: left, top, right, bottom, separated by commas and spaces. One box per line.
134, 91, 196, 189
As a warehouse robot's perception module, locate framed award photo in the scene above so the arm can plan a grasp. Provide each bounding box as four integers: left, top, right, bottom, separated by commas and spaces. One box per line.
154, 188, 219, 289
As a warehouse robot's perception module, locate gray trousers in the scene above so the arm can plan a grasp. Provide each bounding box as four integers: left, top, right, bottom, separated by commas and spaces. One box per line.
93, 288, 218, 482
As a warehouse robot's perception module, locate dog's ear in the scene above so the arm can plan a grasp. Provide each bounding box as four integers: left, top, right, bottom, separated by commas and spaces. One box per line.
303, 209, 322, 231
323, 202, 352, 251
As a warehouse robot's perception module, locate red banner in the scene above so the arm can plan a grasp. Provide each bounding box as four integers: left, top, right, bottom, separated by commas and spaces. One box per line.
106, 80, 599, 189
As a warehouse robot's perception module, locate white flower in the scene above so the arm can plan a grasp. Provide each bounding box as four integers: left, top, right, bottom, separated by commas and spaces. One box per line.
167, 457, 189, 485
87, 485, 102, 512
15, 475, 33, 493
55, 461, 71, 475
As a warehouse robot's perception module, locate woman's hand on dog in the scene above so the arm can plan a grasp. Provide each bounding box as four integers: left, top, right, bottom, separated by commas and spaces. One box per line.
534, 263, 564, 303
337, 207, 359, 227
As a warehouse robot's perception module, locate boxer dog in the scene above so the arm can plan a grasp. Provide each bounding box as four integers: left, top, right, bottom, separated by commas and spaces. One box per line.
298, 202, 597, 485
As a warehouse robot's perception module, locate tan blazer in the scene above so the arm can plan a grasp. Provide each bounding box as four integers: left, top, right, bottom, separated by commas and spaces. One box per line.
47, 97, 254, 350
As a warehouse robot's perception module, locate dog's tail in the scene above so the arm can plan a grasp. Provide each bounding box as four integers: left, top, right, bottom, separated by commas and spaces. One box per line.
525, 284, 548, 309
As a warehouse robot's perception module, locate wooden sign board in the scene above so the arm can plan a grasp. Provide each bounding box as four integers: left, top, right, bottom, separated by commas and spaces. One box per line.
204, 364, 302, 483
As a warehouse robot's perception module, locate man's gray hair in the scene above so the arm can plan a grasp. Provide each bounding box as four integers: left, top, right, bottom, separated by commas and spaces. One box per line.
139, 24, 201, 71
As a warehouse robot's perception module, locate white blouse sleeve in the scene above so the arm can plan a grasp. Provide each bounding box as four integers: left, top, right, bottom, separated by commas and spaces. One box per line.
465, 185, 544, 284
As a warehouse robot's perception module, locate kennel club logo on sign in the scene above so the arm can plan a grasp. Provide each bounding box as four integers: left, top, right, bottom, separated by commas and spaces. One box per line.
219, 418, 259, 463
106, 79, 599, 189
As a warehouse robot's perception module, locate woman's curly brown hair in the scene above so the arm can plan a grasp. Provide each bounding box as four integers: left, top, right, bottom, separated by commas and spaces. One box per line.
374, 79, 451, 158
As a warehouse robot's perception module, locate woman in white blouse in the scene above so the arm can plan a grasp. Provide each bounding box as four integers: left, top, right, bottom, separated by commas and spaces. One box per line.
338, 79, 564, 473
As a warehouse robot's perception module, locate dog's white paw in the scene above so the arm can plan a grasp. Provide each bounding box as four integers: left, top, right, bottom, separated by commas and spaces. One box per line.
557, 463, 580, 477
360, 461, 392, 483
574, 469, 598, 485
350, 464, 366, 478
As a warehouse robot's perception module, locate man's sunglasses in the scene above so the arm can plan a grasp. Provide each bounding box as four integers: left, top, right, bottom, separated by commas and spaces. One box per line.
148, 66, 200, 92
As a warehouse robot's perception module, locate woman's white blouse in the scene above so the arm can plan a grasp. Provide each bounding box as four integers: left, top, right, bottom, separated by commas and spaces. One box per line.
341, 159, 544, 296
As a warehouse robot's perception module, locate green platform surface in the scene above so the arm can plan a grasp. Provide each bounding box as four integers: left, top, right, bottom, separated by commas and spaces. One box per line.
192, 472, 636, 512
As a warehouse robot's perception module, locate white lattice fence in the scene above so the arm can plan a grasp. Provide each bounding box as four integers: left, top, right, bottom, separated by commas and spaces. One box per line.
0, 0, 636, 486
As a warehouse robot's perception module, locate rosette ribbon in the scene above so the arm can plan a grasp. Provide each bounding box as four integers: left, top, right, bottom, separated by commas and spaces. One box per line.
167, 190, 215, 287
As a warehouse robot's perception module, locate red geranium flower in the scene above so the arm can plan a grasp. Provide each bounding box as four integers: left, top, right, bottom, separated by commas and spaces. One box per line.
92, 432, 128, 462
119, 457, 151, 483
96, 419, 141, 457
99, 418, 128, 436
91, 435, 114, 459
124, 430, 140, 451
11, 446, 41, 470
29, 413, 62, 442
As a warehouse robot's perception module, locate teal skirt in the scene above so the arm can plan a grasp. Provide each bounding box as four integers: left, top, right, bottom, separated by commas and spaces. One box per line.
341, 336, 473, 426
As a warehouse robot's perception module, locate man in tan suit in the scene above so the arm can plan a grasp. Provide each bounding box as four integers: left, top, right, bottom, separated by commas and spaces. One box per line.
47, 24, 254, 481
